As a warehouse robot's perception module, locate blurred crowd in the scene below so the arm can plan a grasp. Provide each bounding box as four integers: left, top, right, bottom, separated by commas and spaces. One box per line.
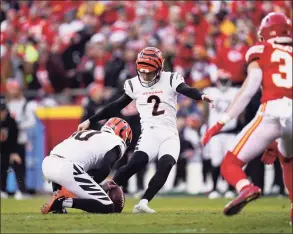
1, 1, 291, 198
1, 1, 292, 98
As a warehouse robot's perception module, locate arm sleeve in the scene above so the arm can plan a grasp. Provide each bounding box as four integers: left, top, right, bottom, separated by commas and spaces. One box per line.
88, 146, 121, 183
225, 67, 263, 120
88, 93, 133, 124
176, 83, 204, 100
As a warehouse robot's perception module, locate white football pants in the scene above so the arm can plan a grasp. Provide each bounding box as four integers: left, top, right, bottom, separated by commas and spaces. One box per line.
228, 98, 292, 162
134, 124, 180, 162
42, 155, 112, 205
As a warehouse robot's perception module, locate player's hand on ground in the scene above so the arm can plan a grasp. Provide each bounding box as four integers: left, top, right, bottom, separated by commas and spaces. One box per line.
202, 94, 214, 108
77, 119, 90, 131
261, 141, 278, 165
102, 180, 118, 192
10, 153, 22, 164
201, 122, 224, 146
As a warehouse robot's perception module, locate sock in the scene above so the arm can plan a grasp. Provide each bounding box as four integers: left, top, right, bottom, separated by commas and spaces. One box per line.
142, 155, 175, 202
139, 199, 148, 205
221, 151, 248, 190
63, 198, 73, 208
72, 198, 114, 213
113, 151, 148, 186
237, 182, 252, 193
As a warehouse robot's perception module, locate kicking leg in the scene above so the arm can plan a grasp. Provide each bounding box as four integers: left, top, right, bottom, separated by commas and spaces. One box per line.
113, 151, 149, 186
114, 127, 159, 186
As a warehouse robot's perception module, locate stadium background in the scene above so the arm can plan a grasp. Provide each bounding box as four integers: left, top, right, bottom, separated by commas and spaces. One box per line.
1, 0, 292, 196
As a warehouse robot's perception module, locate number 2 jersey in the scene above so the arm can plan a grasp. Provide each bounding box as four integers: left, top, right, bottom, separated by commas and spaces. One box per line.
245, 41, 292, 103
124, 71, 184, 132
50, 130, 126, 172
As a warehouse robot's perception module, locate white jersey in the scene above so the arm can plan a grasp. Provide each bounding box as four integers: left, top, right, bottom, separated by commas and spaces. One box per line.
203, 87, 240, 131
124, 71, 184, 131
7, 98, 36, 144
50, 130, 126, 171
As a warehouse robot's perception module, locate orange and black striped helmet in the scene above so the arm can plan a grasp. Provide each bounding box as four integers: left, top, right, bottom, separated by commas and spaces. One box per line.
101, 117, 132, 148
136, 47, 164, 87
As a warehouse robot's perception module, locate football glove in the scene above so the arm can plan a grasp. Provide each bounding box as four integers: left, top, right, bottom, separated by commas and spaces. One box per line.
261, 141, 278, 165
202, 122, 224, 146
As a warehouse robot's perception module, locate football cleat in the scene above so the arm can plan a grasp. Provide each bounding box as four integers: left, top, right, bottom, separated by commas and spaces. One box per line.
133, 203, 156, 214
60, 186, 76, 198
41, 190, 66, 214
223, 184, 262, 216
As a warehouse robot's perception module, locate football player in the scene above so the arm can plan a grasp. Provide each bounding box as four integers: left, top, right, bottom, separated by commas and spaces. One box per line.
202, 70, 240, 199
202, 12, 292, 221
78, 47, 213, 213
41, 117, 132, 214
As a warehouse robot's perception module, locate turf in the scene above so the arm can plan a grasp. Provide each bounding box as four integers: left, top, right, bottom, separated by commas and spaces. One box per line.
1, 196, 292, 233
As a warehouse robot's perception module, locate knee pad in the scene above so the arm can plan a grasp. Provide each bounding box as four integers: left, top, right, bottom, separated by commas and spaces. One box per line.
157, 155, 176, 171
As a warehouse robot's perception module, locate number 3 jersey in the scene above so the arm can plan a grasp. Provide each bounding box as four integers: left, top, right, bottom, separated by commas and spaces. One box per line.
245, 41, 292, 103
124, 71, 184, 132
50, 130, 126, 171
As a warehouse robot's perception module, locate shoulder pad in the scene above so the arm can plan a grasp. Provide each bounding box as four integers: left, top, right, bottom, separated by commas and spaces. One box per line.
245, 42, 270, 63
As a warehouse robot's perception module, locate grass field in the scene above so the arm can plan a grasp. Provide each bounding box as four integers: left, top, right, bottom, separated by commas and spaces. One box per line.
1, 196, 292, 233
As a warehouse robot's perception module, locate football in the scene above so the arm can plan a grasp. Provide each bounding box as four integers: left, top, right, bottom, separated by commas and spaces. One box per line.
108, 186, 125, 213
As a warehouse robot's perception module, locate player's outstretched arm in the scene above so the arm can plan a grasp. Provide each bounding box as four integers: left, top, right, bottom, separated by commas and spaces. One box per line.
202, 61, 262, 146
88, 146, 121, 184
222, 61, 262, 123
176, 83, 213, 103
77, 93, 133, 131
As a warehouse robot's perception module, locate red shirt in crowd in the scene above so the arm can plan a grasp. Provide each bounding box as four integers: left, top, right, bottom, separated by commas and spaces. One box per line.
215, 44, 248, 84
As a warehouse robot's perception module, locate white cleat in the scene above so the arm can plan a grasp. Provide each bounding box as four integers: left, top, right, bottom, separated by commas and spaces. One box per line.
133, 203, 156, 214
